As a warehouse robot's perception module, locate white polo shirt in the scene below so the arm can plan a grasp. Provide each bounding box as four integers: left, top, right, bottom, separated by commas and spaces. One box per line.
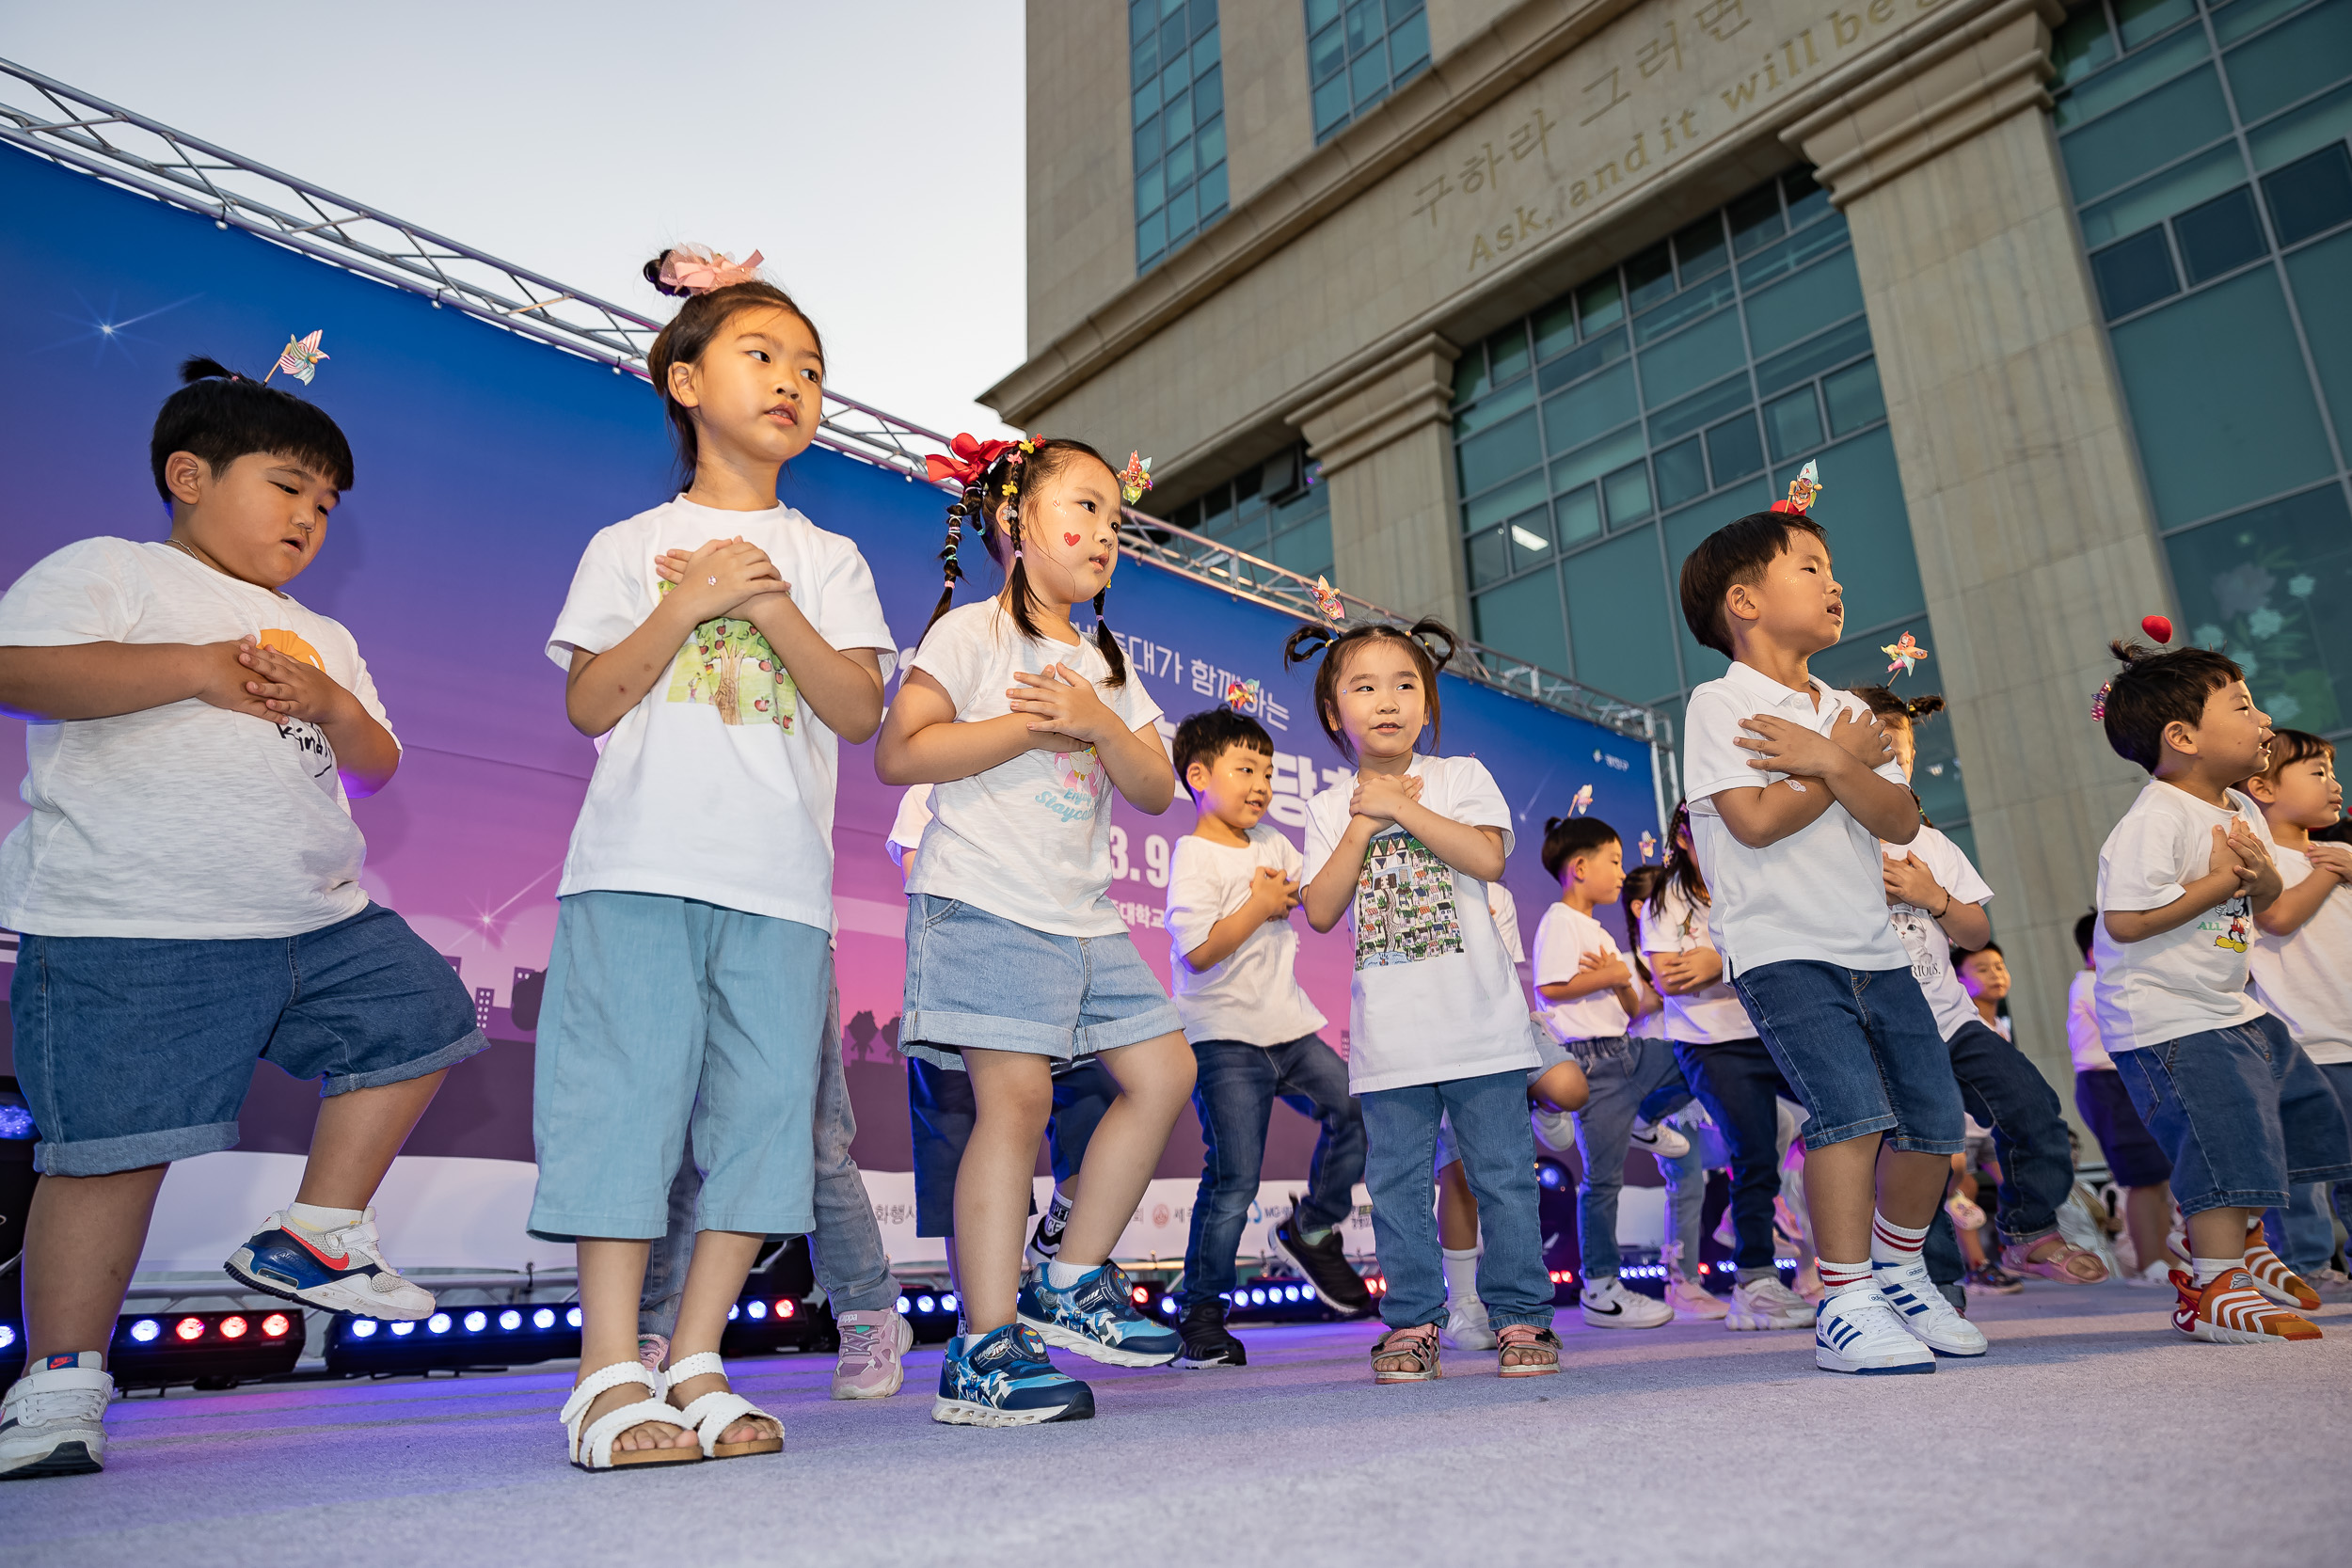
1681, 660, 1912, 979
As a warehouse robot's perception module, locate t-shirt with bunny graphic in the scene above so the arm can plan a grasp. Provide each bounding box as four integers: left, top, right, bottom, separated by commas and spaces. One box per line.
2091, 778, 2272, 1053
0, 536, 392, 939
903, 600, 1165, 937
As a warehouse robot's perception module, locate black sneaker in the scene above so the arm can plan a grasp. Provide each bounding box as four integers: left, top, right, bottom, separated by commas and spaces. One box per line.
1174, 1297, 1247, 1369
1271, 1216, 1375, 1316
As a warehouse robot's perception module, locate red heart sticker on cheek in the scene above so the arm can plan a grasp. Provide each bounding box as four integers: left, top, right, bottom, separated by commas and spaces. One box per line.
1063, 532, 1081, 546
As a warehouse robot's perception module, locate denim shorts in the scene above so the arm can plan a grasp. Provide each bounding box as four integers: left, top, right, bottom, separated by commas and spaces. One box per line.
9, 903, 485, 1176
899, 894, 1180, 1068
2114, 1014, 2352, 1216
1730, 959, 1963, 1156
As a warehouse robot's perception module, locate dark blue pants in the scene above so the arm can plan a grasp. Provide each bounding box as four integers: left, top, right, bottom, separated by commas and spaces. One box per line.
1181, 1034, 1363, 1307
1670, 1036, 1793, 1274
1924, 1020, 2077, 1287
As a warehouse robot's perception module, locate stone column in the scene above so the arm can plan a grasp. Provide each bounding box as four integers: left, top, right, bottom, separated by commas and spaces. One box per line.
1287, 334, 1469, 628
1787, 0, 2173, 1094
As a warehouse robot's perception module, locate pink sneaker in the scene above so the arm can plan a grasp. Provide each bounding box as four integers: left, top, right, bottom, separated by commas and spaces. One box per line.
831, 1308, 914, 1400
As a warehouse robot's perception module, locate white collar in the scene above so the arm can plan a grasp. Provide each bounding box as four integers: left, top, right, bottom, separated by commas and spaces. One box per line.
1724, 658, 1827, 710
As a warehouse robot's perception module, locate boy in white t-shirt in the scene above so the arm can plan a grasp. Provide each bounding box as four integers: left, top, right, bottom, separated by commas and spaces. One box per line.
0, 363, 483, 1478
1676, 503, 1964, 1375
2090, 640, 2352, 1343
2245, 729, 2352, 1297
1164, 707, 1370, 1368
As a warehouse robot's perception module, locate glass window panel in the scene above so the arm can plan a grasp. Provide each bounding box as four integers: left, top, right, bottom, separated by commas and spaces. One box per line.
1198, 116, 1227, 172
2175, 186, 2271, 281
2063, 67, 2233, 201
1468, 523, 1511, 587
1134, 0, 1159, 43
1464, 470, 1548, 532
1168, 180, 1198, 239
1271, 515, 1334, 580
1456, 405, 1542, 497
1201, 484, 1232, 527
1136, 164, 1167, 216
1136, 116, 1165, 170
1603, 462, 1654, 527
1765, 387, 1824, 457
1638, 310, 1747, 406
1306, 0, 1340, 31
1655, 437, 1708, 511
2164, 484, 2352, 736
2051, 4, 2118, 85
1625, 244, 1676, 311
1783, 169, 1831, 228
1727, 182, 1787, 255
2215, 0, 2315, 44
1487, 325, 1532, 386
1753, 314, 1874, 395
1160, 56, 1188, 106
2110, 267, 2339, 525
2225, 0, 2352, 123
1635, 272, 1739, 344
2090, 227, 2181, 319
1663, 481, 1771, 684
1135, 72, 1161, 125
1565, 528, 1681, 705
1346, 0, 1379, 52
1351, 43, 1391, 106
1734, 210, 1851, 290
1192, 20, 1220, 72
1541, 362, 1638, 452
1743, 249, 1865, 357
1706, 415, 1766, 485
1549, 425, 1649, 496
2265, 143, 2352, 244
2283, 228, 2352, 443
1533, 299, 1580, 361
1390, 8, 1430, 71
1138, 210, 1167, 261
1161, 9, 1188, 55
1167, 135, 1197, 192
1507, 505, 1555, 566
1474, 569, 1570, 677
2055, 26, 2212, 131
2080, 144, 2249, 247
1578, 274, 1625, 335
1196, 65, 1224, 120
1556, 483, 1602, 546
1310, 19, 1346, 82
1166, 86, 1194, 142
1797, 427, 1927, 629
1454, 347, 1489, 406
2115, 0, 2197, 47
1199, 161, 1229, 220
1676, 214, 1729, 280
1822, 357, 1888, 436
1312, 72, 1351, 136
1538, 327, 1629, 391
1455, 374, 1534, 437
1648, 375, 1751, 445
2251, 82, 2352, 174
1386, 0, 1422, 25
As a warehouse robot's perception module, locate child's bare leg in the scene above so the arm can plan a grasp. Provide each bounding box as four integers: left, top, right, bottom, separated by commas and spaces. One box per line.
575, 1238, 691, 1451
958, 1049, 1055, 1331
1057, 1032, 1195, 1267
1532, 1061, 1588, 1114
22, 1165, 168, 1363
667, 1228, 774, 1445
2124, 1183, 2175, 1271
1800, 1134, 1881, 1261
2185, 1204, 2258, 1267
1436, 1160, 1480, 1250
294, 1069, 449, 1208
1874, 1143, 1949, 1230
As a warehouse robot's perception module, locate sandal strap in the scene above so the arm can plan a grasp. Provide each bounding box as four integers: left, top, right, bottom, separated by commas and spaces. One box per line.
559, 1359, 659, 1426
664, 1350, 726, 1385
674, 1389, 780, 1456
576, 1397, 689, 1468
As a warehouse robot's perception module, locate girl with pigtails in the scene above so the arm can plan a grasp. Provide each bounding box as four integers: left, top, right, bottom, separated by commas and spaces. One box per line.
876, 435, 1194, 1425
1289, 616, 1563, 1381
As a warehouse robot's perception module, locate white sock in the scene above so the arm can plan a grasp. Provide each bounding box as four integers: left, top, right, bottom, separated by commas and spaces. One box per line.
1441, 1245, 1481, 1306
286, 1202, 363, 1234
1869, 1211, 1931, 1268
2191, 1255, 2237, 1287
1044, 1259, 1091, 1289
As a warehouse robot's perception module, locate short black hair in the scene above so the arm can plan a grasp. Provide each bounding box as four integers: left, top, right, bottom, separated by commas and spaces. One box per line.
151, 356, 355, 503
2074, 908, 2097, 959
1172, 707, 1273, 788
1541, 815, 1620, 880
1678, 511, 1827, 657
2258, 727, 2336, 782
2098, 639, 2243, 773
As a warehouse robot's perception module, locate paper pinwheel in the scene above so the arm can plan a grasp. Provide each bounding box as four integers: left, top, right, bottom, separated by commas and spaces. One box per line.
1882, 632, 1928, 677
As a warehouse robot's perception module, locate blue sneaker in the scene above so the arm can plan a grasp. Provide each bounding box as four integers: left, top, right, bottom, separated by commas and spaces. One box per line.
223, 1209, 435, 1320
1017, 1262, 1181, 1367
931, 1324, 1095, 1427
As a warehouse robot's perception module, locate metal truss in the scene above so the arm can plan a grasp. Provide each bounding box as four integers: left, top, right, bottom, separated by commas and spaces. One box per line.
0, 56, 1666, 750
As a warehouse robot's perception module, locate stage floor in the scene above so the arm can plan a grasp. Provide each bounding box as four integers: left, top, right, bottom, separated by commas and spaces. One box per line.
10, 1283, 2350, 1566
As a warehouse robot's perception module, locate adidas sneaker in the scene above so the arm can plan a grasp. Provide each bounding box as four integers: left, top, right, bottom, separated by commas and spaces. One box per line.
1874, 1257, 1988, 1356
1813, 1288, 1935, 1374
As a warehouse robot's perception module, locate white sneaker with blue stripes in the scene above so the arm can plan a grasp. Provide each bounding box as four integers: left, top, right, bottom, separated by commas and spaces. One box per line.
1813, 1286, 1935, 1374
1873, 1258, 1989, 1357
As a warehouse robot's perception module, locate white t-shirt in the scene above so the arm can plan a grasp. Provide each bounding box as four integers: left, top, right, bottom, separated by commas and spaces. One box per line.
2249, 845, 2352, 1066
548, 497, 893, 932
904, 601, 1166, 937
0, 538, 391, 939
1629, 987, 1667, 1039
1532, 902, 1630, 1043
1883, 825, 1994, 1043
1164, 827, 1327, 1047
2066, 969, 2112, 1072
2091, 780, 2270, 1052
1303, 753, 1536, 1093
1681, 661, 1912, 977
1638, 879, 1754, 1044
886, 784, 933, 877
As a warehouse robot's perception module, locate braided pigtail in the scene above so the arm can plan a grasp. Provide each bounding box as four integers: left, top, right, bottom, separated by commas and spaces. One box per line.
1091, 588, 1130, 689
1282, 624, 1339, 669
927, 479, 988, 636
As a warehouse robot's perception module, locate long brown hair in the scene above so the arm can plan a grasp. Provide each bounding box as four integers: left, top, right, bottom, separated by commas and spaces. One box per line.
642, 255, 826, 484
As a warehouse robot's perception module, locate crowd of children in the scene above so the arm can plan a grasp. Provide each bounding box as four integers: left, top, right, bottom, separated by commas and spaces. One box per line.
4, 250, 2348, 1479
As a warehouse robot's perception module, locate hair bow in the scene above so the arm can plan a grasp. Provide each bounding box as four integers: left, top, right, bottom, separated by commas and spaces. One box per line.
926, 434, 1023, 488
1772, 459, 1823, 515
1118, 452, 1153, 505
658, 245, 765, 296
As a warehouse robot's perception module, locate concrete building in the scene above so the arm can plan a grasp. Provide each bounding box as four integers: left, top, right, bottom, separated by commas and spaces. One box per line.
987, 0, 2352, 1077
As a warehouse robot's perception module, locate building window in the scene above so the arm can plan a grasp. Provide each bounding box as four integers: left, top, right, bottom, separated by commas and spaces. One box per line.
1134, 0, 1229, 273
2057, 0, 2352, 739
1154, 444, 1333, 583
1308, 0, 1430, 142
1449, 171, 1973, 844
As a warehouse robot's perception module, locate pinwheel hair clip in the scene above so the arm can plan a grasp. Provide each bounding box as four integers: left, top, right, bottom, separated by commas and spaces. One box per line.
265, 330, 328, 386
1882, 632, 1929, 678
649, 244, 766, 298
1772, 459, 1822, 515
1118, 452, 1153, 506
1224, 677, 1260, 712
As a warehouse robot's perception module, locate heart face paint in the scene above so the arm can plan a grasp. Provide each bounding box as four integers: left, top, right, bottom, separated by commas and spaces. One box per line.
1063, 532, 1081, 546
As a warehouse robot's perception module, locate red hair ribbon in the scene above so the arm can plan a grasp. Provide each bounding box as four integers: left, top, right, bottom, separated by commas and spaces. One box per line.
926, 434, 1021, 488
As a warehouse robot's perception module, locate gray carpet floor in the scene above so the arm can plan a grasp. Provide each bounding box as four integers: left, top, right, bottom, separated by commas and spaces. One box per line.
8, 1283, 2349, 1567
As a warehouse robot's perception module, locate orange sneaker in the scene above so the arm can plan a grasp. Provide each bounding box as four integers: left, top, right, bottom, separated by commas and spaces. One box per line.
2171, 1268, 2322, 1344
2240, 1227, 2321, 1310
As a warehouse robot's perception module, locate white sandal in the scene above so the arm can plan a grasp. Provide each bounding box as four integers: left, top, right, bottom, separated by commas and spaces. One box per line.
560, 1360, 700, 1471
664, 1351, 783, 1459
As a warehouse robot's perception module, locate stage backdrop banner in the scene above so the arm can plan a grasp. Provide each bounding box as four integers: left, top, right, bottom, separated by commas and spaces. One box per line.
0, 141, 1661, 1265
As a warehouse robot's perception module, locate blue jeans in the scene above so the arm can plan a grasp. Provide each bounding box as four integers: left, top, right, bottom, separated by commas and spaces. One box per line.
1656, 1114, 1731, 1272
2117, 1015, 2352, 1216
1182, 1035, 1364, 1308
639, 986, 898, 1338
1670, 1036, 1796, 1274
1568, 1036, 1686, 1280
1731, 960, 1964, 1155
1359, 1069, 1552, 1332
2266, 1058, 2352, 1273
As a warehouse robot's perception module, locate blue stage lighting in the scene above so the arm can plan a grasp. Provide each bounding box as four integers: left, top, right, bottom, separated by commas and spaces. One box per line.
916, 1295, 937, 1314
350, 1318, 378, 1338
426, 1313, 452, 1335
532, 1307, 556, 1329
131, 1319, 161, 1343
897, 1294, 913, 1313
566, 1307, 582, 1327
746, 1300, 768, 1320
941, 1293, 958, 1313
463, 1310, 487, 1333
0, 1324, 16, 1350
499, 1309, 522, 1331
726, 1304, 739, 1321
389, 1321, 412, 1337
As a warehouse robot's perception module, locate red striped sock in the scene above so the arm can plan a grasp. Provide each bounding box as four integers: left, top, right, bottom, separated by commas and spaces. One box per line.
1871, 1211, 1930, 1265
1818, 1257, 1873, 1294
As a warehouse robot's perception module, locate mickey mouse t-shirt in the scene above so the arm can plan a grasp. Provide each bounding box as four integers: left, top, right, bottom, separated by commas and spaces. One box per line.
0, 537, 392, 939
905, 601, 1165, 937
2091, 779, 2271, 1052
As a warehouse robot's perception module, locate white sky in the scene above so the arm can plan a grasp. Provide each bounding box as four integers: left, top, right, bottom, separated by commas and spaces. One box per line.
2, 0, 1026, 439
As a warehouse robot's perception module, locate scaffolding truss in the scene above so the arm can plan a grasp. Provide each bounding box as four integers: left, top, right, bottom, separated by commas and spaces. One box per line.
0, 56, 1667, 750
